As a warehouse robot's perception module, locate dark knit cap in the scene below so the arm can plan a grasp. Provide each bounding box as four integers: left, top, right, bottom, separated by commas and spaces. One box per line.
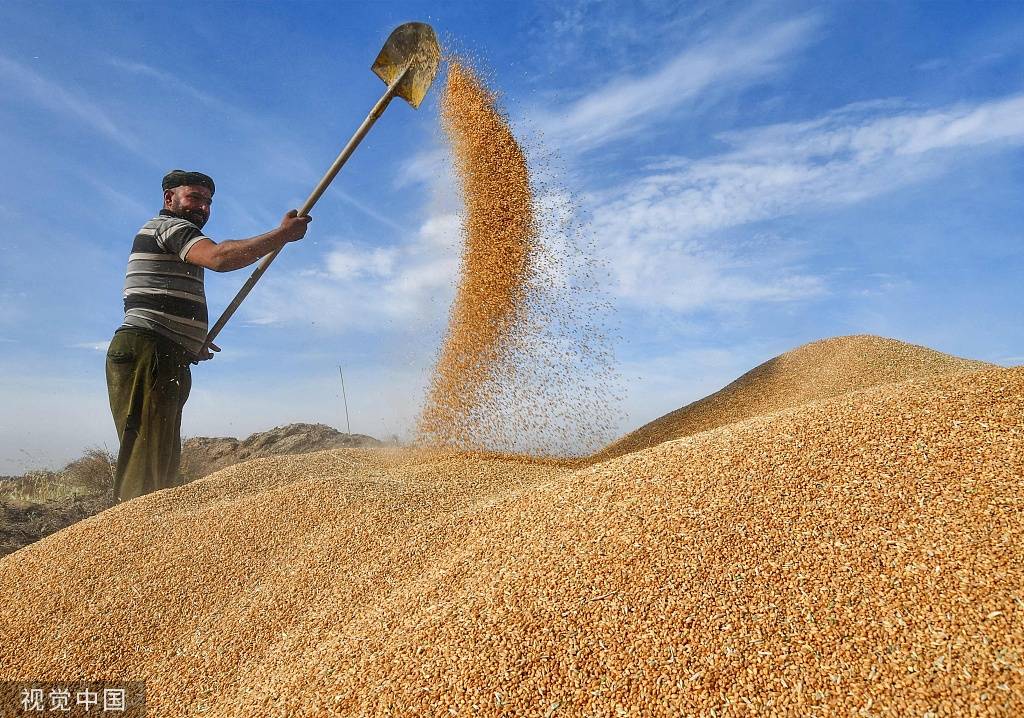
162, 169, 215, 195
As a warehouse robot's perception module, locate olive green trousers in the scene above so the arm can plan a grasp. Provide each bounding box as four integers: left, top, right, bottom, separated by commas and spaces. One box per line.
105, 329, 192, 503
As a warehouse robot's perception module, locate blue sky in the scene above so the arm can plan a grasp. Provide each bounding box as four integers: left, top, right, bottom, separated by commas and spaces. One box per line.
1, 1, 1022, 473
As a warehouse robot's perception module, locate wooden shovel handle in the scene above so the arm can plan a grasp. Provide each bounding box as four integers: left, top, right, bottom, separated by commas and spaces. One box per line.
199, 66, 410, 355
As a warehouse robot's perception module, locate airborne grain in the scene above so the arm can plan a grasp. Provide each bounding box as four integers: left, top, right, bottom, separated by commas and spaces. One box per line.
416, 59, 535, 449
417, 59, 619, 455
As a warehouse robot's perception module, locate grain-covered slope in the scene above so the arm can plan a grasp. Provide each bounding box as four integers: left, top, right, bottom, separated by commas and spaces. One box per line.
594, 334, 995, 461
1, 365, 1021, 716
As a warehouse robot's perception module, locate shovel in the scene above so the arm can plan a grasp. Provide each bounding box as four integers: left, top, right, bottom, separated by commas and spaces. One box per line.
199, 22, 441, 356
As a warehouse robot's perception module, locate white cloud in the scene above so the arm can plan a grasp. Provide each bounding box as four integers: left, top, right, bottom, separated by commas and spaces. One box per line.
588, 92, 1024, 313
230, 132, 465, 336
243, 212, 460, 332
325, 244, 398, 280
395, 148, 450, 190
536, 14, 820, 151
716, 94, 1024, 160
855, 273, 913, 298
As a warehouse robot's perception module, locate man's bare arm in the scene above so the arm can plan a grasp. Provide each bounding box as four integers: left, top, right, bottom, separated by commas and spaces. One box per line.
185, 210, 312, 272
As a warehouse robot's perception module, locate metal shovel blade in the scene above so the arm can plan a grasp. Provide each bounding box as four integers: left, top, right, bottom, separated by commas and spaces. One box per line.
371, 22, 441, 109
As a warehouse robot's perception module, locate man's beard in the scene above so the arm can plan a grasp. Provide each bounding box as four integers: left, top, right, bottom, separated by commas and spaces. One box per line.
170, 202, 209, 228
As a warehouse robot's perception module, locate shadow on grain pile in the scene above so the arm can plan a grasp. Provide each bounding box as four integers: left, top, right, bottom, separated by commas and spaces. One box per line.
1, 339, 1022, 716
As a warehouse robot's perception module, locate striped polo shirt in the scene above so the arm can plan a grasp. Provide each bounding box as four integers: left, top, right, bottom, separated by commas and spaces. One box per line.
119, 210, 211, 356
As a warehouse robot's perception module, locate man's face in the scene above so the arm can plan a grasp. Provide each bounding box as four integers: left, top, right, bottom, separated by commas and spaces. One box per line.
164, 185, 212, 228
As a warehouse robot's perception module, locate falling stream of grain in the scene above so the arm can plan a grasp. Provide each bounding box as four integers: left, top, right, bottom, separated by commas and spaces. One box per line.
417, 59, 619, 455
416, 60, 535, 449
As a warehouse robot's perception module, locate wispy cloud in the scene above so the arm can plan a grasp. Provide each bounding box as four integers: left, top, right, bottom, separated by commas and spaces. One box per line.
107, 57, 413, 233
715, 93, 1024, 161
105, 58, 232, 111
328, 187, 409, 233
236, 134, 463, 336
0, 54, 144, 155
589, 91, 1024, 313
79, 175, 150, 219
536, 14, 820, 151
107, 56, 318, 180
395, 147, 450, 190
244, 212, 460, 332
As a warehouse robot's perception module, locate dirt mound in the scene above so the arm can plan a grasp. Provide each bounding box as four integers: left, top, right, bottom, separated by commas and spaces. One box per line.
594, 334, 995, 461
179, 423, 382, 481
1, 364, 1020, 715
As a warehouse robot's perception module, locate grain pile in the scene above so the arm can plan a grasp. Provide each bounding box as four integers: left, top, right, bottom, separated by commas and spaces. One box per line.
2, 350, 1022, 716
416, 60, 618, 455
594, 334, 996, 462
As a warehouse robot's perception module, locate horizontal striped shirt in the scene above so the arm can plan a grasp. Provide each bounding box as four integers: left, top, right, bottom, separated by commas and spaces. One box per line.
120, 210, 211, 356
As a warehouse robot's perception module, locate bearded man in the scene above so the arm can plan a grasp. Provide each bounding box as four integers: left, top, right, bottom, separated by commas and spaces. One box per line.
105, 170, 311, 502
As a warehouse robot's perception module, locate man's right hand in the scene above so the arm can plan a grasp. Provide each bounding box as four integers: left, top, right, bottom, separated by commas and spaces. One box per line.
280, 209, 312, 242
184, 210, 313, 273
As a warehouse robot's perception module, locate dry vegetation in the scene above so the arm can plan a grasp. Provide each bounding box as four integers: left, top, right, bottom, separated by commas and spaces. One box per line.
0, 447, 115, 503
0, 448, 116, 557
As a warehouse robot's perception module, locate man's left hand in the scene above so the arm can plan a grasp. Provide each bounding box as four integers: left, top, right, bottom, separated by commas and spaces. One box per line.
193, 342, 221, 364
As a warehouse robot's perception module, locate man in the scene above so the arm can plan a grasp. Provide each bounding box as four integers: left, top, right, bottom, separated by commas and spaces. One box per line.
105, 170, 311, 502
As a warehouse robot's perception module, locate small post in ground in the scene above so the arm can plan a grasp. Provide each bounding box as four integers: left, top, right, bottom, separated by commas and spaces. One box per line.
338, 365, 351, 435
